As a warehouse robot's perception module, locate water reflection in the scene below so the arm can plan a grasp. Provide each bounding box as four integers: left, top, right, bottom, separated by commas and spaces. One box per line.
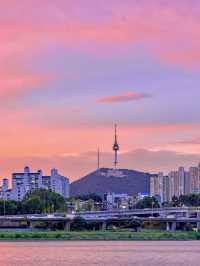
0, 241, 199, 266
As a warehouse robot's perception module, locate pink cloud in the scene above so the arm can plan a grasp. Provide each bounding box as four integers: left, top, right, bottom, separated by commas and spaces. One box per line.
97, 92, 151, 104
178, 138, 200, 145
0, 1, 200, 69
0, 73, 49, 91
0, 70, 52, 101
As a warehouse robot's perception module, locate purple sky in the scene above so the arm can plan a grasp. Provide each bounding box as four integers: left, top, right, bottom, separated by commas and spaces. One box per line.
1, 0, 200, 180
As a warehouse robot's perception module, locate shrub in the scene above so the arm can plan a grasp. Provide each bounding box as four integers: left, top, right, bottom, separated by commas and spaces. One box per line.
71, 216, 88, 231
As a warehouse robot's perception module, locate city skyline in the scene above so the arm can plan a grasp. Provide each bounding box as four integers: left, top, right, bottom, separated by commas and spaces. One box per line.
150, 162, 200, 203
1, 1, 200, 180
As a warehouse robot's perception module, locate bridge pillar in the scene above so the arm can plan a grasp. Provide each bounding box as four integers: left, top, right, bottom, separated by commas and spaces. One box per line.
29, 221, 34, 230
101, 221, 107, 230
64, 221, 71, 231
196, 212, 200, 231
197, 222, 200, 232
171, 222, 176, 232
166, 222, 170, 232
184, 211, 190, 218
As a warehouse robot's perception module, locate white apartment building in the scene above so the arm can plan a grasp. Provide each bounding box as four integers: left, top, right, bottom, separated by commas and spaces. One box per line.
2, 166, 70, 201
150, 173, 167, 202
0, 178, 11, 200
150, 175, 160, 197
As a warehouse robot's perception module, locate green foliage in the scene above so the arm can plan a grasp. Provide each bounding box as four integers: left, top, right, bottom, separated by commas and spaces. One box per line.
0, 200, 19, 215
75, 193, 102, 202
0, 190, 65, 215
0, 231, 199, 241
80, 199, 94, 211
22, 189, 65, 214
87, 221, 101, 231
71, 216, 88, 231
129, 220, 142, 232
136, 196, 160, 209
162, 194, 200, 207
179, 194, 200, 207
171, 196, 181, 207
22, 196, 44, 214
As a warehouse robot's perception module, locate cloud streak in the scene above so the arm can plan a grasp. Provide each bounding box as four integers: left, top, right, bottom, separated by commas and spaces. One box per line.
178, 138, 200, 145
97, 92, 151, 104
1, 148, 200, 181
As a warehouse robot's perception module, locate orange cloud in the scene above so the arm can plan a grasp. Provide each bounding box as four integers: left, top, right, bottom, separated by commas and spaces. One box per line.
0, 72, 51, 99
1, 148, 200, 182
97, 92, 151, 104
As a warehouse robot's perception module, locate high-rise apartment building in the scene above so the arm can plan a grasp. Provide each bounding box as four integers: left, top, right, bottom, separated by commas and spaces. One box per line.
150, 173, 171, 203
168, 171, 179, 198
163, 175, 171, 202
189, 166, 199, 193
2, 166, 70, 201
150, 175, 160, 197
178, 167, 185, 195
158, 172, 164, 202
150, 163, 200, 203
184, 171, 191, 195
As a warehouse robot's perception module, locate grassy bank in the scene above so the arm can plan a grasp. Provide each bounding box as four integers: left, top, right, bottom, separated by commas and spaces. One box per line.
0, 231, 199, 241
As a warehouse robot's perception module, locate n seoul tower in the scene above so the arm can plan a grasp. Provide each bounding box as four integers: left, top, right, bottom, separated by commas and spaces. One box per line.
113, 124, 120, 169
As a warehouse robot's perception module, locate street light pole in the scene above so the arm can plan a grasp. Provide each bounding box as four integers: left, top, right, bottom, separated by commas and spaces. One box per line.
3, 192, 6, 217
151, 201, 154, 217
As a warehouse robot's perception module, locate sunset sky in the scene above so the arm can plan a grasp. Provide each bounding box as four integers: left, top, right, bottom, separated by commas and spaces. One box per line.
1, 0, 200, 182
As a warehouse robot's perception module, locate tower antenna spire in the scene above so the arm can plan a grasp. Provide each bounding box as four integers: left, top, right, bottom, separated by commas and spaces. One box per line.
113, 124, 120, 169
97, 147, 100, 169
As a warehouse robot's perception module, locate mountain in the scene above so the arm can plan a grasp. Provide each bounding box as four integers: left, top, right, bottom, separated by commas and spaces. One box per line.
70, 168, 153, 197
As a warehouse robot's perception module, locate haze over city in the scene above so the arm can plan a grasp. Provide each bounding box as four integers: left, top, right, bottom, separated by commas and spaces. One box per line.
1, 1, 200, 180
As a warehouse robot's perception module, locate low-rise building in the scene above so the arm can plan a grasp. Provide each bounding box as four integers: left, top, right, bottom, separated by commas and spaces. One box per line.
104, 192, 133, 209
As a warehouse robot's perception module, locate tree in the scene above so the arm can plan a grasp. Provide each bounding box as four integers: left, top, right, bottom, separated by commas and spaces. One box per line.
0, 200, 19, 215
136, 196, 160, 209
22, 189, 65, 214
179, 194, 200, 207
81, 199, 94, 211
76, 193, 102, 202
22, 196, 44, 214
71, 216, 88, 231
129, 219, 142, 232
171, 196, 180, 207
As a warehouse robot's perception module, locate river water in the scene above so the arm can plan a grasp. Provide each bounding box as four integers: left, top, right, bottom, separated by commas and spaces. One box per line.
0, 241, 199, 266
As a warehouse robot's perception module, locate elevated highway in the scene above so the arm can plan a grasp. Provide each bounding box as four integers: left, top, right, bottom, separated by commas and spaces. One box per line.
0, 207, 199, 231
78, 207, 200, 219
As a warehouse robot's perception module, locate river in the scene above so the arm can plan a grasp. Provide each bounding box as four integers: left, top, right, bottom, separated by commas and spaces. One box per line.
0, 241, 199, 265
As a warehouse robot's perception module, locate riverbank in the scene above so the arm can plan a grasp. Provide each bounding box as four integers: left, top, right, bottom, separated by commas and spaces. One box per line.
0, 230, 199, 240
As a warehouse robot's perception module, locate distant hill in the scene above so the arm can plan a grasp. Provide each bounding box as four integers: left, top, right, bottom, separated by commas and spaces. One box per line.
70, 168, 154, 197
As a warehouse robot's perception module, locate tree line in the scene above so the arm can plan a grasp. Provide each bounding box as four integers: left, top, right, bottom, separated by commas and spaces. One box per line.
0, 189, 65, 215
164, 194, 200, 207
1, 191, 200, 216
137, 194, 200, 209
